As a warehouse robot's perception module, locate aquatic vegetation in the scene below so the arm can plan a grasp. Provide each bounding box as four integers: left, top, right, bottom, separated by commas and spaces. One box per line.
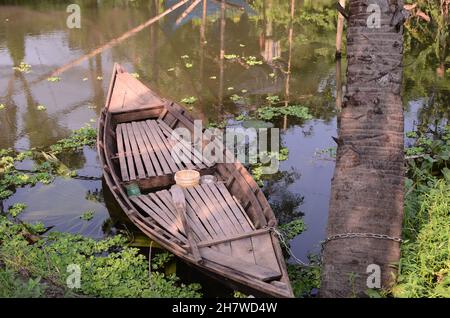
8, 203, 27, 218
180, 96, 197, 104
243, 56, 263, 66
250, 147, 290, 186
230, 94, 243, 102
0, 104, 5, 110
0, 268, 45, 298
234, 114, 247, 121
314, 147, 337, 160
288, 259, 321, 298
0, 216, 202, 298
279, 219, 305, 242
36, 105, 46, 111
207, 120, 227, 129
185, 62, 193, 68
265, 95, 280, 104
47, 76, 61, 82
224, 54, 239, 60
49, 124, 97, 154
12, 61, 31, 73
80, 210, 95, 221
256, 105, 313, 121
0, 125, 96, 201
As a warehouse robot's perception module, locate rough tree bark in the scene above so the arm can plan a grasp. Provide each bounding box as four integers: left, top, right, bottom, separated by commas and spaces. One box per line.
321, 0, 405, 297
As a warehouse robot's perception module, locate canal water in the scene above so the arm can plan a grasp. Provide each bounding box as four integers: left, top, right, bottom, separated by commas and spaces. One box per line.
0, 0, 448, 294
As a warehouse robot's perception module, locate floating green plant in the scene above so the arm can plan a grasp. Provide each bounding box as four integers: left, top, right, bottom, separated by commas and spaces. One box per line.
8, 203, 27, 218
230, 94, 243, 102
224, 54, 239, 60
257, 105, 313, 121
265, 95, 280, 104
180, 96, 197, 104
80, 210, 95, 221
47, 76, 61, 82
244, 56, 263, 66
12, 62, 31, 73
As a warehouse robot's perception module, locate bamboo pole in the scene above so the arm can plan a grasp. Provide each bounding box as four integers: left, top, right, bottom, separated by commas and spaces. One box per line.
218, 0, 225, 110
176, 0, 202, 25
283, 0, 295, 130
335, 0, 346, 58
49, 0, 190, 77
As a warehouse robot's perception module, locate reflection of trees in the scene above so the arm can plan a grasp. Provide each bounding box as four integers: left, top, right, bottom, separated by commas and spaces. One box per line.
0, 75, 18, 149
86, 188, 104, 204
1, 10, 69, 149
403, 1, 450, 131
262, 168, 304, 225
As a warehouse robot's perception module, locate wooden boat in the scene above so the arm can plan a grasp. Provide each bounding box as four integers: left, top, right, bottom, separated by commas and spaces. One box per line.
97, 64, 293, 298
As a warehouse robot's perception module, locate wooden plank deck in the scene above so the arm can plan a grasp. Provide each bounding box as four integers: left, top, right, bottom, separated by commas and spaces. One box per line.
129, 182, 281, 281
115, 119, 210, 181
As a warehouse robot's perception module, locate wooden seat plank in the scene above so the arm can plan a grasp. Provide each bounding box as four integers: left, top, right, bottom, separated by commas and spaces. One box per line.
200, 247, 281, 282
183, 189, 221, 238
139, 195, 181, 234
138, 121, 172, 175
204, 184, 247, 233
131, 122, 156, 177
148, 192, 184, 235
115, 124, 129, 182
251, 233, 281, 273
152, 122, 196, 170
186, 186, 231, 255
197, 184, 239, 236
186, 187, 225, 238
125, 123, 146, 179
144, 120, 180, 173
134, 121, 164, 176
157, 119, 210, 169
215, 183, 254, 231
148, 120, 185, 171
130, 196, 186, 242
120, 124, 136, 180
157, 190, 209, 241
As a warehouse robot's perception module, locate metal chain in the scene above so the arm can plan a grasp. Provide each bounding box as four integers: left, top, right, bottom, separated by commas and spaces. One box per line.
322, 232, 403, 246
269, 227, 318, 268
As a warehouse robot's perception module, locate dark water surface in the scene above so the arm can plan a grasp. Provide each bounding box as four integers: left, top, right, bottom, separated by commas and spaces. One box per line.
0, 0, 448, 292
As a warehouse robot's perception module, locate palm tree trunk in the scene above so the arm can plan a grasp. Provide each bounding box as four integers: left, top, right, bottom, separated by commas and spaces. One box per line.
321, 0, 405, 297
